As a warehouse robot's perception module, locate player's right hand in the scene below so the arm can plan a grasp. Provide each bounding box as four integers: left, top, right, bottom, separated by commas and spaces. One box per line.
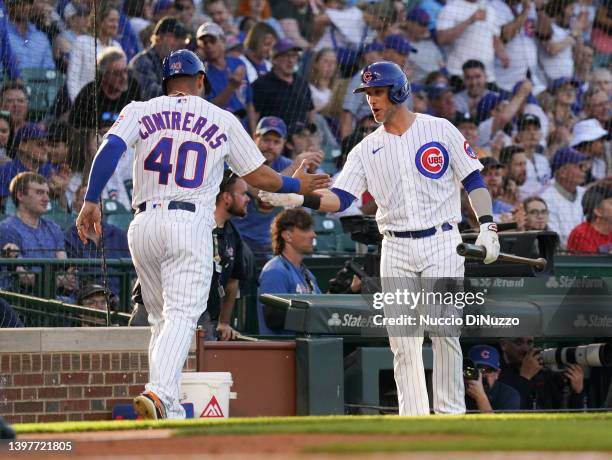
293, 159, 331, 194
475, 222, 500, 264
259, 191, 304, 208
76, 201, 103, 244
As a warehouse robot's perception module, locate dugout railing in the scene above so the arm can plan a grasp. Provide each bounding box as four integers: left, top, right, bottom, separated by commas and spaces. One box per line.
1, 254, 612, 329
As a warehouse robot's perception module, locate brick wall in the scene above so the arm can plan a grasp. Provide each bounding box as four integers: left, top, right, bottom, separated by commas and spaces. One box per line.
0, 329, 197, 423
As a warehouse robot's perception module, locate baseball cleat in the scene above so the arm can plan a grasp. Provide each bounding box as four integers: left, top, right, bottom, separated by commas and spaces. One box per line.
133, 391, 167, 420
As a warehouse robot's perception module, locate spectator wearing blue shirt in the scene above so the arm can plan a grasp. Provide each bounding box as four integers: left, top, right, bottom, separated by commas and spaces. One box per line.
257, 208, 321, 334
197, 22, 256, 133
4, 0, 56, 73
0, 297, 24, 327
0, 124, 52, 204
129, 17, 189, 101
480, 157, 515, 221
465, 344, 521, 412
0, 6, 21, 80
232, 116, 322, 252
0, 172, 76, 294
239, 21, 278, 84
64, 184, 130, 297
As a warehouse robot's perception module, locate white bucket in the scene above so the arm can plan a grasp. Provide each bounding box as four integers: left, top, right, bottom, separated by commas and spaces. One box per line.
179, 372, 235, 419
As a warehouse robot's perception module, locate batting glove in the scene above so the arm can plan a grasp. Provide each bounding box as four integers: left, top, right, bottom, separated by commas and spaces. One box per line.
475, 222, 500, 264
258, 191, 304, 208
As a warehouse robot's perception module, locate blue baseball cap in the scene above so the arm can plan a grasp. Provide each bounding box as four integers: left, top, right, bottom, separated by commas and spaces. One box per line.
426, 82, 452, 98
468, 345, 501, 370
12, 123, 47, 146
363, 41, 384, 54
384, 34, 417, 55
550, 146, 590, 175
406, 7, 430, 27
511, 81, 538, 105
550, 77, 580, 92
410, 82, 426, 94
476, 92, 508, 123
154, 0, 174, 14
272, 38, 302, 58
255, 116, 287, 138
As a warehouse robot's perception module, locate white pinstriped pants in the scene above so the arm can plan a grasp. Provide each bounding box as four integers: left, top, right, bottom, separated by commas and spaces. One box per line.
128, 203, 214, 419
380, 226, 465, 416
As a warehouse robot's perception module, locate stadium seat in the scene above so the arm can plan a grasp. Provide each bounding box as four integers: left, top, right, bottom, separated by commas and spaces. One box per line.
105, 212, 133, 232
102, 199, 129, 215
101, 199, 133, 230
20, 68, 65, 120
313, 213, 342, 253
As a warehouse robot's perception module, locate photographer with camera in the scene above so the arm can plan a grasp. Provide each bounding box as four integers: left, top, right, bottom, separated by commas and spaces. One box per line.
464, 345, 520, 412
499, 337, 587, 410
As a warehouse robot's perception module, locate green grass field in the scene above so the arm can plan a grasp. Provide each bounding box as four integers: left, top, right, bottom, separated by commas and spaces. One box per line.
13, 413, 612, 452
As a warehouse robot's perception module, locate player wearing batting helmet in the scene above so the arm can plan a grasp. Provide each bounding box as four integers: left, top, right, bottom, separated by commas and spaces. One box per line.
76, 48, 331, 420
259, 60, 500, 416
161, 49, 206, 95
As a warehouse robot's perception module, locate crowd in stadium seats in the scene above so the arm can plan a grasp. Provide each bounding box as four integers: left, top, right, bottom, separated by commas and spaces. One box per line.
0, 0, 611, 307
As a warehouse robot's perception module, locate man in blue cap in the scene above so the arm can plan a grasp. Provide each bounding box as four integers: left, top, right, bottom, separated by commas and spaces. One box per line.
475, 80, 533, 152
0, 123, 51, 205
541, 146, 591, 249
232, 116, 322, 252
465, 344, 520, 412
404, 7, 444, 82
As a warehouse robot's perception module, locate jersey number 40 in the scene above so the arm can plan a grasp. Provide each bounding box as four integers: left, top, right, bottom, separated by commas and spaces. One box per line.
144, 137, 207, 188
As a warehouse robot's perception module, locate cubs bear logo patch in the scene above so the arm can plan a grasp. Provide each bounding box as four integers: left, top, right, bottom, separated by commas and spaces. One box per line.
464, 140, 477, 159
415, 142, 449, 179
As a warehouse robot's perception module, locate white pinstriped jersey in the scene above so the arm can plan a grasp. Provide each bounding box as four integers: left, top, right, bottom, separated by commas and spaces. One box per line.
106, 95, 265, 213
333, 113, 483, 232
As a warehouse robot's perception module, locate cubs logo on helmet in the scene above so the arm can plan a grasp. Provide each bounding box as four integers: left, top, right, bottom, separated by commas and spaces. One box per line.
362, 71, 373, 83
480, 349, 490, 359
464, 141, 477, 159
415, 142, 449, 179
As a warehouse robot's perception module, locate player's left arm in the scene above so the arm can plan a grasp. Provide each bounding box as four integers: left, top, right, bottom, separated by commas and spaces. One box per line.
447, 121, 500, 263
76, 134, 127, 243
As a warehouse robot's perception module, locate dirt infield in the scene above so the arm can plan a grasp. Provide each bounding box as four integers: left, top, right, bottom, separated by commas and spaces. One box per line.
2, 432, 611, 460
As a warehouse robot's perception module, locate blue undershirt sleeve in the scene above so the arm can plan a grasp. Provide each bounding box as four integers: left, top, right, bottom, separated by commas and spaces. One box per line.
461, 170, 487, 193
330, 187, 357, 212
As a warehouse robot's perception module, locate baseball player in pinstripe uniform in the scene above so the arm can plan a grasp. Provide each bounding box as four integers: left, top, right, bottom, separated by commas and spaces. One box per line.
76, 49, 329, 420
260, 61, 500, 416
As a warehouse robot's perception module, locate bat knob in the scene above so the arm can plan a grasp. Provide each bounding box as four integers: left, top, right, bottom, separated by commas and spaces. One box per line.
534, 258, 547, 271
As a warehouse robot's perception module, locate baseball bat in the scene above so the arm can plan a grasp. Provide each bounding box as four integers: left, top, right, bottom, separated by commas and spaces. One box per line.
456, 243, 547, 271
235, 333, 259, 342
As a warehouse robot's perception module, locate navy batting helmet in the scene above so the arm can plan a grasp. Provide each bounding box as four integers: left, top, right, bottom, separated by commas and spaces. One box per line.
162, 49, 206, 95
353, 61, 410, 104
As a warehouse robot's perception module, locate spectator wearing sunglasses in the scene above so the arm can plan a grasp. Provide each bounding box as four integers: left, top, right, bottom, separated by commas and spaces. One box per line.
465, 345, 520, 412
